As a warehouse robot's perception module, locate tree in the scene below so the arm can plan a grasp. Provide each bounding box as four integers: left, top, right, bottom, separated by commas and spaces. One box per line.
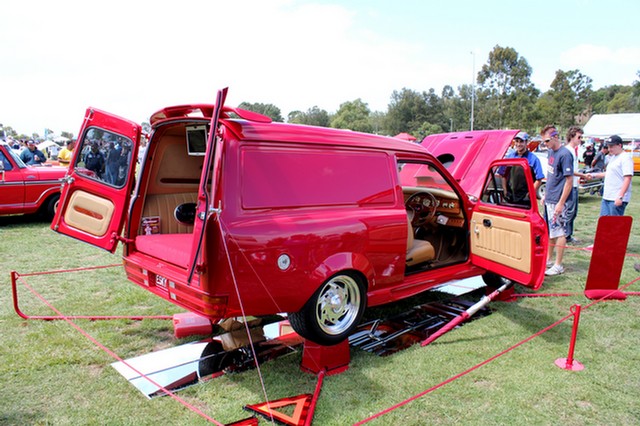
330, 99, 372, 133
477, 45, 537, 129
383, 88, 429, 135
546, 69, 593, 127
61, 131, 74, 140
237, 102, 284, 122
287, 106, 330, 127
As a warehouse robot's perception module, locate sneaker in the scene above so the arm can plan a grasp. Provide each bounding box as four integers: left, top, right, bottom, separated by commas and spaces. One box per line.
546, 260, 554, 268
566, 237, 581, 245
545, 264, 565, 276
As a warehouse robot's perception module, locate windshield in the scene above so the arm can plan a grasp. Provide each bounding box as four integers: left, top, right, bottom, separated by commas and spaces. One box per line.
7, 146, 27, 169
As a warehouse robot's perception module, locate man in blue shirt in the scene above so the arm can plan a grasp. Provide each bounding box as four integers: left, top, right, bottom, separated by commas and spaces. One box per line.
19, 140, 46, 165
503, 131, 545, 200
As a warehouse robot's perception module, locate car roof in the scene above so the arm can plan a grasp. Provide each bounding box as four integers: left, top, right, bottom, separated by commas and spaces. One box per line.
151, 103, 432, 157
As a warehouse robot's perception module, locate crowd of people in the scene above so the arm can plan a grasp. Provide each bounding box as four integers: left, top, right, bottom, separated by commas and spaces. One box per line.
4, 135, 134, 186
536, 126, 634, 277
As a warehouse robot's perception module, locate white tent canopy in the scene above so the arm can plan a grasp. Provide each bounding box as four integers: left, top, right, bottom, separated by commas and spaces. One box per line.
583, 113, 640, 140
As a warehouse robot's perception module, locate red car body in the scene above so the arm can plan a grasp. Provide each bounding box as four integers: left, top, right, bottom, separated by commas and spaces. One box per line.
0, 142, 67, 218
52, 88, 548, 345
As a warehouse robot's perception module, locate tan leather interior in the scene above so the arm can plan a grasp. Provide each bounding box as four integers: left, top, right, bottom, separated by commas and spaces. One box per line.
406, 212, 435, 266
470, 211, 531, 273
64, 190, 115, 237
147, 134, 204, 194
141, 193, 197, 234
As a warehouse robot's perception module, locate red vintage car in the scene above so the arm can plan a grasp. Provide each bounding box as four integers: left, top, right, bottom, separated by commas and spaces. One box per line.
0, 142, 67, 218
52, 88, 548, 345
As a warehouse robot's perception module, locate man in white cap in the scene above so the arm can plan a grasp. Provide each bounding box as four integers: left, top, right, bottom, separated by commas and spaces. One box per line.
588, 135, 633, 216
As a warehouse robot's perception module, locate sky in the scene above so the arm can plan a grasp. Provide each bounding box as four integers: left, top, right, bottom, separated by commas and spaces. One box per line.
2, 0, 639, 137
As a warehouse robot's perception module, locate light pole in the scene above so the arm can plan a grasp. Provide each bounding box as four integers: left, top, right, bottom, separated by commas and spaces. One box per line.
449, 118, 453, 132
470, 51, 475, 131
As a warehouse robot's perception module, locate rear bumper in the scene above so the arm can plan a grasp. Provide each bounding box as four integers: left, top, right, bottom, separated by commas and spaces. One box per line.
123, 251, 228, 320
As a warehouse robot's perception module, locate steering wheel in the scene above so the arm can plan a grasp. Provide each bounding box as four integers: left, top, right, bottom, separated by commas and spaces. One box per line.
405, 191, 438, 227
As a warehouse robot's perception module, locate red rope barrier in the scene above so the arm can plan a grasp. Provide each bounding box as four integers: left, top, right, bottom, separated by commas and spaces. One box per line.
354, 274, 640, 425
16, 276, 224, 425
11, 269, 173, 321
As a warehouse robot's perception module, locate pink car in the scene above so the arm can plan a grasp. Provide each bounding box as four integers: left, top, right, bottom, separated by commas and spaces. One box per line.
52, 88, 548, 345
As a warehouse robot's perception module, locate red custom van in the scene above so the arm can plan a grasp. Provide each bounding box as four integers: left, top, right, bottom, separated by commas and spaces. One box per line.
52, 88, 548, 345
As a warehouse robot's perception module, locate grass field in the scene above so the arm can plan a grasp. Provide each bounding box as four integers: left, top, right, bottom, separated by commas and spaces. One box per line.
1, 177, 639, 425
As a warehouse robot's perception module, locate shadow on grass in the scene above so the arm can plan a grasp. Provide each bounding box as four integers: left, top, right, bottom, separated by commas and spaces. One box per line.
0, 213, 50, 227
0, 410, 47, 425
492, 302, 573, 344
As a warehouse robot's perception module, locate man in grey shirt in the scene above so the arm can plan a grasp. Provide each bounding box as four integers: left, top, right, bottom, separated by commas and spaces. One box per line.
542, 125, 574, 276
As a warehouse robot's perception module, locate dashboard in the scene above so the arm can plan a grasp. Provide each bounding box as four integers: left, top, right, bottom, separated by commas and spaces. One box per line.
403, 187, 464, 227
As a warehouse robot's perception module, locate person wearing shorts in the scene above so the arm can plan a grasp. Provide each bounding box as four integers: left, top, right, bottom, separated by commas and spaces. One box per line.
541, 125, 574, 276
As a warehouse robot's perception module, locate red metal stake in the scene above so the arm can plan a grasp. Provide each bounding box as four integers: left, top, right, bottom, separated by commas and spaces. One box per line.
555, 304, 584, 371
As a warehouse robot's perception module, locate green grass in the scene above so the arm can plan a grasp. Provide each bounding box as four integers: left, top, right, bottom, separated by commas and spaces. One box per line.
2, 178, 640, 425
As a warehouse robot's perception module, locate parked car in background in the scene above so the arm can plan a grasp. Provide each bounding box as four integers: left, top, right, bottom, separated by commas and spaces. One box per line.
626, 140, 640, 175
0, 142, 67, 218
52, 88, 548, 346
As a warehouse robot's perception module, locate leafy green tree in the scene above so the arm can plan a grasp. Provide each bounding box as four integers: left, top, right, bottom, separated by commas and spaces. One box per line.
287, 106, 330, 127
237, 102, 284, 122
545, 69, 593, 127
368, 111, 386, 135
591, 85, 632, 114
607, 90, 635, 113
330, 99, 372, 133
477, 45, 537, 129
383, 88, 428, 135
415, 122, 444, 140
2, 126, 17, 138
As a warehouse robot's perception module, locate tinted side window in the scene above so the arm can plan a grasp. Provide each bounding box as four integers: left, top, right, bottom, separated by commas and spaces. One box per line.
0, 151, 12, 171
481, 164, 532, 209
241, 147, 395, 209
75, 127, 134, 188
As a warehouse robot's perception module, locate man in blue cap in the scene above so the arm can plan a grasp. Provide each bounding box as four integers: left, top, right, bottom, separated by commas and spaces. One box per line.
500, 131, 545, 201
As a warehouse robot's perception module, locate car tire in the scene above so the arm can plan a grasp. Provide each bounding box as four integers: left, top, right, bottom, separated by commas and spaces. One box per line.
43, 193, 60, 220
288, 272, 366, 346
482, 272, 509, 290
536, 182, 546, 200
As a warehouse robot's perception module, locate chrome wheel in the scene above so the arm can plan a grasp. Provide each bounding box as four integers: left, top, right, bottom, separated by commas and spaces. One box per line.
314, 275, 361, 336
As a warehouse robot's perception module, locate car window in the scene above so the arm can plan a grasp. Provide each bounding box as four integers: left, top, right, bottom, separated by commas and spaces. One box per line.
397, 161, 451, 190
75, 127, 134, 188
0, 151, 12, 171
481, 164, 532, 209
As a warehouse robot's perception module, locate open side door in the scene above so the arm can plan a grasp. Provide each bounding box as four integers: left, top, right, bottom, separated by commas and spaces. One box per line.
470, 158, 548, 289
51, 108, 141, 252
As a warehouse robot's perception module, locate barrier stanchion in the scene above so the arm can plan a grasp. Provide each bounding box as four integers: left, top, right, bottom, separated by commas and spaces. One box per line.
554, 304, 584, 371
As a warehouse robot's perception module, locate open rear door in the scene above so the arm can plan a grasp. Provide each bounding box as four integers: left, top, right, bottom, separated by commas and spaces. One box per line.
470, 158, 548, 290
51, 108, 141, 252
188, 88, 228, 281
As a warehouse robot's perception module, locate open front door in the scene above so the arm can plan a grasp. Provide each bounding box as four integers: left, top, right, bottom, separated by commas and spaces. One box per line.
51, 108, 141, 252
470, 158, 548, 290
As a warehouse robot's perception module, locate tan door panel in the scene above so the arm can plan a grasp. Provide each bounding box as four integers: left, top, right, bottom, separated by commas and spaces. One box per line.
64, 191, 115, 237
470, 211, 531, 273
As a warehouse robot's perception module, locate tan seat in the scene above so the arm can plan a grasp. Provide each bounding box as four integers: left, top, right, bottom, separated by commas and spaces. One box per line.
406, 212, 435, 267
